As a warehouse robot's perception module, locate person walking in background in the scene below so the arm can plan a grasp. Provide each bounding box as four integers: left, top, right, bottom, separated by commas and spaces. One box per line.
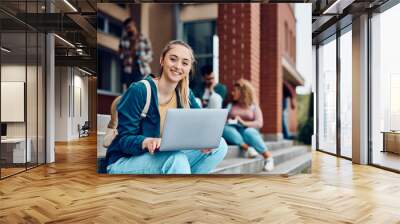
193, 65, 227, 108
105, 40, 227, 174
282, 80, 296, 140
119, 18, 153, 91
222, 79, 274, 171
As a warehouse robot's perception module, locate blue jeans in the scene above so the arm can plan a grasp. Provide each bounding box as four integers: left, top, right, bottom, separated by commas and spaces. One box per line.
222, 125, 267, 154
107, 138, 227, 174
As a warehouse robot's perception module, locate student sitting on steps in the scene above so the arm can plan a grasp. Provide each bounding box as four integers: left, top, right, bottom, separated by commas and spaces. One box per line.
105, 40, 228, 174
222, 79, 274, 172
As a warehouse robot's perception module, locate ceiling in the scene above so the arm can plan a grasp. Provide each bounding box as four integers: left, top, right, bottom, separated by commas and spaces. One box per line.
309, 0, 391, 43
1, 0, 397, 72
0, 0, 97, 73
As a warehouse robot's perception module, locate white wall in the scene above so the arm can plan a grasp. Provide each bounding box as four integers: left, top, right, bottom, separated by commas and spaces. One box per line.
1, 65, 37, 137
295, 4, 313, 95
55, 66, 69, 141
72, 72, 89, 138
54, 67, 89, 141
1, 64, 46, 164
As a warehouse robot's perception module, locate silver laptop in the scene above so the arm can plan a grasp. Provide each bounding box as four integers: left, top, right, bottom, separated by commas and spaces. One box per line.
159, 109, 228, 151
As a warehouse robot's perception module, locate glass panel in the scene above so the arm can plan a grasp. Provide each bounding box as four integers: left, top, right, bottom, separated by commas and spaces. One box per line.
371, 4, 400, 171
109, 21, 122, 38
97, 48, 121, 93
183, 21, 215, 55
340, 30, 352, 158
27, 31, 38, 169
0, 0, 46, 178
1, 30, 27, 177
38, 32, 45, 165
183, 21, 216, 90
318, 37, 337, 154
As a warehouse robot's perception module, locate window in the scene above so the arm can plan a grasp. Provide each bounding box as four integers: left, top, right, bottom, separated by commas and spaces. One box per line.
97, 15, 105, 32
0, 5, 46, 179
339, 28, 352, 158
97, 48, 122, 94
97, 14, 123, 38
108, 21, 122, 38
183, 20, 216, 88
317, 36, 337, 155
292, 34, 296, 62
371, 3, 400, 171
285, 22, 289, 54
290, 31, 294, 59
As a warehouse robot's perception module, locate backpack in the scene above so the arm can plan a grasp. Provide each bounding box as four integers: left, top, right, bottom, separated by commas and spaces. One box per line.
103, 79, 151, 148
139, 79, 151, 119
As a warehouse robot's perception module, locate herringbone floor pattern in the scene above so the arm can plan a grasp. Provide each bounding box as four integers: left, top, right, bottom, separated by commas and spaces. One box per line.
1, 135, 400, 223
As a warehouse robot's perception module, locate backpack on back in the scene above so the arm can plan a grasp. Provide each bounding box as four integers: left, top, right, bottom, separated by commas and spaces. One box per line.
103, 79, 151, 148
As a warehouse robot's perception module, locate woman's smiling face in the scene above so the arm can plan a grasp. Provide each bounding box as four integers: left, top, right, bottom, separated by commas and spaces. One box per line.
160, 44, 192, 83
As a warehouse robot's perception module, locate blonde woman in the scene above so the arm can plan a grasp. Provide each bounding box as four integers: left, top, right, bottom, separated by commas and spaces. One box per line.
223, 79, 274, 171
105, 40, 227, 174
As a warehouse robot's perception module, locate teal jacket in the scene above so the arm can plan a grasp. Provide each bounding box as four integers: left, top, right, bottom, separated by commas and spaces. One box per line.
105, 75, 200, 166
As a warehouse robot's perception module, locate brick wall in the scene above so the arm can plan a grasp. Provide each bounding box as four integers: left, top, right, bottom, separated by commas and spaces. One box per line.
260, 4, 297, 138
218, 3, 260, 104
260, 4, 281, 137
218, 3, 297, 138
280, 4, 296, 68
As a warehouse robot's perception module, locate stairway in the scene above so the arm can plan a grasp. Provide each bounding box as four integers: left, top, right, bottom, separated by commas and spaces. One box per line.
211, 140, 311, 176
98, 127, 311, 175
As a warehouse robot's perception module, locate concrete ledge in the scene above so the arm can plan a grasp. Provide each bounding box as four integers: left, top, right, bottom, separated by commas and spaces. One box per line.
263, 133, 284, 141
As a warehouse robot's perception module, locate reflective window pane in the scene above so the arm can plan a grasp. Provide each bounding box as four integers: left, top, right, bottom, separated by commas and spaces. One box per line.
340, 30, 352, 158
1, 31, 27, 177
318, 37, 337, 154
371, 4, 400, 171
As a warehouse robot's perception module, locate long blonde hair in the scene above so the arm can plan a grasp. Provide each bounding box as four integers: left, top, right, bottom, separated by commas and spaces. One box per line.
234, 79, 255, 107
159, 40, 196, 108
108, 95, 122, 129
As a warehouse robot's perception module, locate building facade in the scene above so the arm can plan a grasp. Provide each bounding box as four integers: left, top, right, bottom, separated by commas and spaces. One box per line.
97, 3, 305, 141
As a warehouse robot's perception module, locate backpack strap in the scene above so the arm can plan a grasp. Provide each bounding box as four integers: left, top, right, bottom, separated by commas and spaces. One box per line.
139, 79, 151, 119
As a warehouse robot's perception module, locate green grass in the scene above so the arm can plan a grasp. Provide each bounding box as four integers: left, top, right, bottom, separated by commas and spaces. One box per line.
296, 93, 313, 145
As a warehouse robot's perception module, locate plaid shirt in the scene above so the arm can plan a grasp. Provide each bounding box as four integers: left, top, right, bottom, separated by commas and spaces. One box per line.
119, 31, 152, 77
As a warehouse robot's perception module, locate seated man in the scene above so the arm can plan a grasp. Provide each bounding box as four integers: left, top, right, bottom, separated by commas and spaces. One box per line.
193, 65, 227, 109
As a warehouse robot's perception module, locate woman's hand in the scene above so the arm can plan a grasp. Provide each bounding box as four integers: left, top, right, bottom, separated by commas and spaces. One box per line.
142, 138, 161, 154
235, 116, 247, 126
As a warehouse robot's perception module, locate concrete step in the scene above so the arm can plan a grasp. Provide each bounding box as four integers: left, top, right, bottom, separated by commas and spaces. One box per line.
97, 133, 107, 158
211, 157, 265, 174
96, 138, 294, 160
265, 140, 294, 151
225, 140, 294, 159
270, 145, 310, 167
212, 145, 311, 174
226, 145, 309, 163
259, 153, 312, 176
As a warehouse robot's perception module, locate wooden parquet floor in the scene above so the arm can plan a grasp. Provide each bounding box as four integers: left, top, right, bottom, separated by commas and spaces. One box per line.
1, 135, 400, 223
